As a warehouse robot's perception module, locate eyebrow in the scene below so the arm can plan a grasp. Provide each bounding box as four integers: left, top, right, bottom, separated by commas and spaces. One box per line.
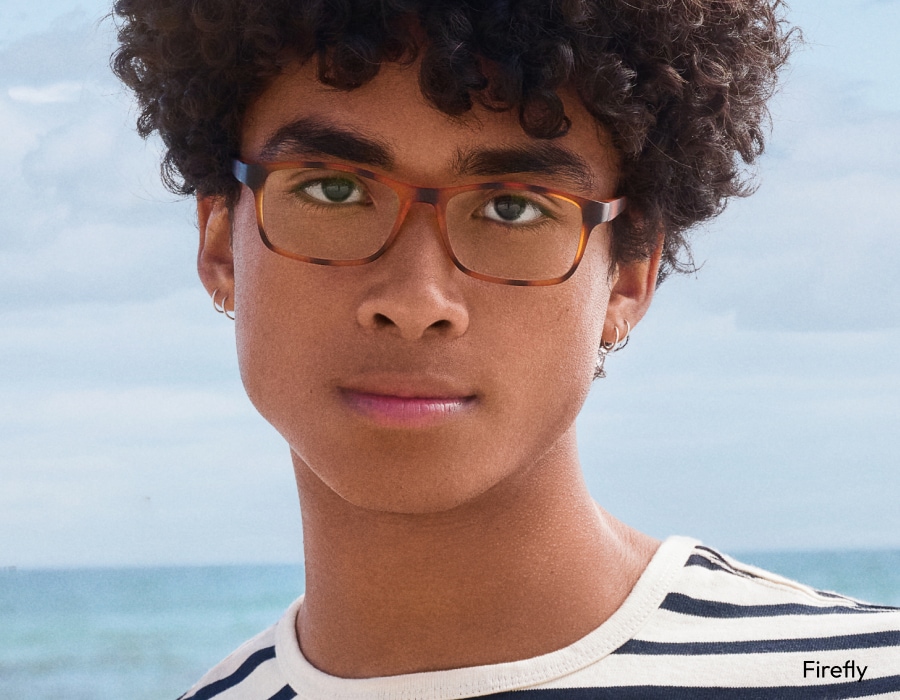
258, 117, 596, 191
258, 117, 394, 169
452, 142, 596, 192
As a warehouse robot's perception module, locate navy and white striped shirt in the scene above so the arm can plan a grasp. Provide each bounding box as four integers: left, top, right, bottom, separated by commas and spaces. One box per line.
179, 537, 900, 699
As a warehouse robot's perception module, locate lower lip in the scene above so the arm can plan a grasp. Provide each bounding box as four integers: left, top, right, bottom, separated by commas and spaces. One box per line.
340, 391, 476, 428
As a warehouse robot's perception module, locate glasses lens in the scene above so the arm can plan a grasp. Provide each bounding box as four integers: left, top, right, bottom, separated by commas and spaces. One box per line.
445, 187, 584, 281
261, 168, 400, 261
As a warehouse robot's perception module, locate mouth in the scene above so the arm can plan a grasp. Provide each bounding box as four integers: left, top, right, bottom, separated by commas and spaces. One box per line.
338, 376, 478, 428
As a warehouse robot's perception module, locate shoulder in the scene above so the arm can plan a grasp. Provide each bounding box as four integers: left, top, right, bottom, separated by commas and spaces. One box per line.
594, 541, 900, 694
665, 543, 900, 625
178, 605, 296, 700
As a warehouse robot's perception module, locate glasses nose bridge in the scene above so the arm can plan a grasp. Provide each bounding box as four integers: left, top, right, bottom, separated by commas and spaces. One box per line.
383, 183, 456, 265
392, 183, 446, 233
410, 186, 440, 206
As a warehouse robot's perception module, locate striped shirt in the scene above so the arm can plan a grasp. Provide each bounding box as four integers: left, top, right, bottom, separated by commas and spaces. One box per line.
179, 537, 900, 699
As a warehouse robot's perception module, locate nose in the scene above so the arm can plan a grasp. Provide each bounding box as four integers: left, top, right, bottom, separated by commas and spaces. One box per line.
355, 202, 470, 341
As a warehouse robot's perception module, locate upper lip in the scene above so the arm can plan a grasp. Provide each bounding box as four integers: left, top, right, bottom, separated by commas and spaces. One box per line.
339, 372, 476, 400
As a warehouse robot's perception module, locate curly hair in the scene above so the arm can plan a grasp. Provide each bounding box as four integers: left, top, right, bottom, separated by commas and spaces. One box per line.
111, 0, 796, 281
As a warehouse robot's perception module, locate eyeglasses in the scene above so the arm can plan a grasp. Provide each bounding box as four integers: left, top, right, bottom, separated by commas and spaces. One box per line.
232, 159, 627, 286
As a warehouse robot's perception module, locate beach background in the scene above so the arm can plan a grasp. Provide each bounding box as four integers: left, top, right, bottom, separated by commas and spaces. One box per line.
1, 0, 899, 697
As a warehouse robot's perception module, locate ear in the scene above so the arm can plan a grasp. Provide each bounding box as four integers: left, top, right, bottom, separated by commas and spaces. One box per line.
197, 195, 235, 315
602, 237, 664, 344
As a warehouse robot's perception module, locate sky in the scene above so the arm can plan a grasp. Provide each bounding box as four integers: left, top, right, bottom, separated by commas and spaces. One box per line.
1, 1, 898, 569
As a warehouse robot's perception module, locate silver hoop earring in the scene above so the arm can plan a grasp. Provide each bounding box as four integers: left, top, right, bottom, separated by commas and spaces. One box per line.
212, 288, 235, 321
615, 319, 631, 352
212, 288, 226, 314
594, 320, 631, 379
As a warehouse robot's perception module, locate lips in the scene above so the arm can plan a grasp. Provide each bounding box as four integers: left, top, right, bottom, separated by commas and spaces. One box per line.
338, 373, 477, 428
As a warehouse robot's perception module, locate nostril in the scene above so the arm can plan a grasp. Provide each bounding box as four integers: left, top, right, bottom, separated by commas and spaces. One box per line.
356, 283, 470, 340
372, 313, 394, 329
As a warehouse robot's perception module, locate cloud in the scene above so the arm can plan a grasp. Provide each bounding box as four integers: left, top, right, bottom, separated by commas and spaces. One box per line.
0, 15, 198, 311
683, 66, 900, 332
664, 0, 900, 333
0, 10, 110, 85
8, 81, 84, 104
0, 3, 111, 49
0, 289, 234, 391
576, 313, 900, 550
0, 381, 300, 568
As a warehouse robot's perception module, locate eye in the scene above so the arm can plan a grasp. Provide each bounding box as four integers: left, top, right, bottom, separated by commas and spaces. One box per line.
481, 194, 545, 225
301, 177, 366, 204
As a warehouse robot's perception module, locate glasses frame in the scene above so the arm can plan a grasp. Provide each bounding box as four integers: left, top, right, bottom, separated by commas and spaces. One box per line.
232, 159, 627, 286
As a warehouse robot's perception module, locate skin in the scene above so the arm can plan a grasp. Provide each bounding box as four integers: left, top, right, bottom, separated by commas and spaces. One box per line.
197, 59, 663, 678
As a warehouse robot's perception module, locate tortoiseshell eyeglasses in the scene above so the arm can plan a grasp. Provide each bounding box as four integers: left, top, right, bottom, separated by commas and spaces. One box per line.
232, 159, 627, 286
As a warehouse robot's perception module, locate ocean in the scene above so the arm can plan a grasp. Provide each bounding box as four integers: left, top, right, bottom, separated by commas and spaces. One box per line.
2, 550, 898, 699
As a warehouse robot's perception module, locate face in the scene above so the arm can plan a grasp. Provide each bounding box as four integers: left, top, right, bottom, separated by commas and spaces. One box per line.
199, 59, 659, 514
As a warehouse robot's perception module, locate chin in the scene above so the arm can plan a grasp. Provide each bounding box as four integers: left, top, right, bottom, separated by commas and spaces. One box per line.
296, 438, 516, 515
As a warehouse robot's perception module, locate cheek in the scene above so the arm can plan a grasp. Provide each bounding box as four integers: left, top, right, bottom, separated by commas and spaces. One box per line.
487, 258, 610, 444
232, 199, 272, 405
231, 199, 328, 436
506, 247, 609, 380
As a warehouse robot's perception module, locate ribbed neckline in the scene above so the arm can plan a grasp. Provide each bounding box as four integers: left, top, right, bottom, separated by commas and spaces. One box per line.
273, 535, 699, 700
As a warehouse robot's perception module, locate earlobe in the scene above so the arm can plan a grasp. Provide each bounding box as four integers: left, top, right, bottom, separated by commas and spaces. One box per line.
197, 196, 235, 307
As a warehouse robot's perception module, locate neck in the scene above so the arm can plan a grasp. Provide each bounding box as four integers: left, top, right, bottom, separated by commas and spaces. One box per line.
292, 432, 658, 679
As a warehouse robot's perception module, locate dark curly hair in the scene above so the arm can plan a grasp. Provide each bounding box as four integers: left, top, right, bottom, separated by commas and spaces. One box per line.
111, 0, 796, 280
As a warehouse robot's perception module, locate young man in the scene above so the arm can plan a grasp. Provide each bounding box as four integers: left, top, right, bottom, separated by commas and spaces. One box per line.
112, 1, 900, 697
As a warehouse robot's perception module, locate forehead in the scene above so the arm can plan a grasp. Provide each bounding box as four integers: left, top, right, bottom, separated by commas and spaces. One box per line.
240, 59, 620, 193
